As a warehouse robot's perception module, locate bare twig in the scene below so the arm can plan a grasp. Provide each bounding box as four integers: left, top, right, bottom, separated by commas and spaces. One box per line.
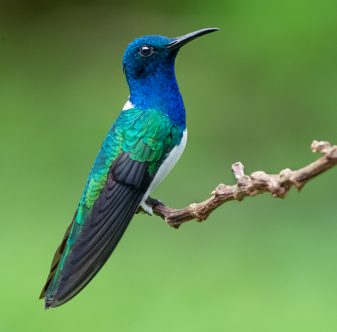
144, 140, 337, 229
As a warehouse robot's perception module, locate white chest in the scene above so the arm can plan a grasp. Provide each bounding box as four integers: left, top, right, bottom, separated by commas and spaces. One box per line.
140, 129, 188, 210
121, 98, 188, 213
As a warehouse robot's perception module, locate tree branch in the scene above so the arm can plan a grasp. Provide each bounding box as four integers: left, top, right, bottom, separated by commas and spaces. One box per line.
144, 140, 337, 229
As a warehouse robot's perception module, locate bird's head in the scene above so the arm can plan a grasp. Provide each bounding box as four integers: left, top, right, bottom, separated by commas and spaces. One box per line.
122, 28, 219, 81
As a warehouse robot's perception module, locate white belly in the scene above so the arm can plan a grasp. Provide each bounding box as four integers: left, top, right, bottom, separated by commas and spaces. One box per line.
140, 129, 188, 211
121, 98, 188, 214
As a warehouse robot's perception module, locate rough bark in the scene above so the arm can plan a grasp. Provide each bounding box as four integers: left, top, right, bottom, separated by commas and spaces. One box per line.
143, 140, 337, 229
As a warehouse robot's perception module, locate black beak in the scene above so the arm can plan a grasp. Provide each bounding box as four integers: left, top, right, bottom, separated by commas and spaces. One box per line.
167, 28, 219, 50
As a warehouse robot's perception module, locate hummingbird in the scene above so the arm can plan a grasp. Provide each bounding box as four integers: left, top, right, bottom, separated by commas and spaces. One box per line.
40, 28, 218, 308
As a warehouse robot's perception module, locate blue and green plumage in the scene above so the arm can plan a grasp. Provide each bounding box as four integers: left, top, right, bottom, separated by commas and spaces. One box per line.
40, 28, 218, 308
83, 108, 184, 208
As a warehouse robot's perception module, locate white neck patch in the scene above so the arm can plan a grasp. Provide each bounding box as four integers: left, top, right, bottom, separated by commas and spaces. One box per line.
122, 99, 134, 111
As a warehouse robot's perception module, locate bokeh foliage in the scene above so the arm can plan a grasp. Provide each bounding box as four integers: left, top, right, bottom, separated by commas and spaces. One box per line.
1, 1, 337, 331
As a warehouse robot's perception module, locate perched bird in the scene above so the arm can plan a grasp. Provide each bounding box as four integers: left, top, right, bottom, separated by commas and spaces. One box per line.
40, 28, 218, 308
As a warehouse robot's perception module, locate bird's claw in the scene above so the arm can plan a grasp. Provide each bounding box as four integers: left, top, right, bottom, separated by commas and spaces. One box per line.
140, 201, 154, 215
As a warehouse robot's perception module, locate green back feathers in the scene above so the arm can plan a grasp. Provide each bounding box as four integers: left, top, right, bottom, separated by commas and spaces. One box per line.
82, 108, 182, 209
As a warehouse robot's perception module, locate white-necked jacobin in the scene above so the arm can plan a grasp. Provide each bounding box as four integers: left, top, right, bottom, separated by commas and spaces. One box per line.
40, 28, 219, 308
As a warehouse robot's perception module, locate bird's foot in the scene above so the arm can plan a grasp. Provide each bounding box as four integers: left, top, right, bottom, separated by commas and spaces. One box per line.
140, 201, 154, 215
138, 197, 164, 216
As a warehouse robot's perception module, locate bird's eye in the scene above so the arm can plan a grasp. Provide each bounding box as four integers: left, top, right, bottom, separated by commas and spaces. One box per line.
139, 46, 154, 57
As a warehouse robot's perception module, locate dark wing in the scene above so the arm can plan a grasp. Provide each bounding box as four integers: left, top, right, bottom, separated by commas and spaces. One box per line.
43, 153, 153, 308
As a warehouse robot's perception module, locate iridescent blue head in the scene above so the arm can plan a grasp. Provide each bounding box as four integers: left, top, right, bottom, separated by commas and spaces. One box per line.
122, 28, 218, 126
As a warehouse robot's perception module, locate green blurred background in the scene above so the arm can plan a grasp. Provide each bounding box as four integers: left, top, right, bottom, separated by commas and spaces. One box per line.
1, 0, 337, 331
